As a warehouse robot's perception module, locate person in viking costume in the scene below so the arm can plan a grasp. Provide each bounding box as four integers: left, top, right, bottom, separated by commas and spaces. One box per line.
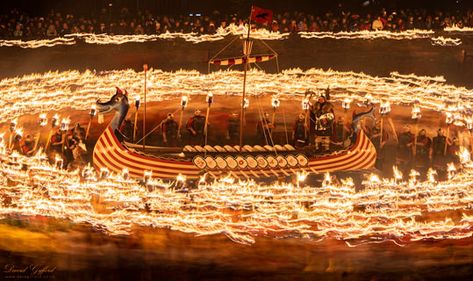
314, 102, 335, 152
293, 113, 307, 148
186, 109, 206, 145
162, 113, 179, 147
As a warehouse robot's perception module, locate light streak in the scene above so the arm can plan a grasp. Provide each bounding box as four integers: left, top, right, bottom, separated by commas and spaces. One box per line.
1, 147, 472, 245
2, 68, 473, 133
300, 29, 434, 40
431, 36, 462, 46
0, 25, 464, 49
0, 67, 472, 245
444, 25, 473, 32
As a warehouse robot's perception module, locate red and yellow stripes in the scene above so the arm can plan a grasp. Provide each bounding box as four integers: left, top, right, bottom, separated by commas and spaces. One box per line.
93, 127, 375, 180
209, 54, 275, 66
307, 129, 376, 172
93, 127, 201, 179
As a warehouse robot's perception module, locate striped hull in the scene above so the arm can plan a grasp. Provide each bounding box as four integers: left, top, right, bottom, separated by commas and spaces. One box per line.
93, 127, 376, 180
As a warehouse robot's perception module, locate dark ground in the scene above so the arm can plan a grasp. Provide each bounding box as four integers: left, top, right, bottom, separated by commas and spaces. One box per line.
0, 219, 472, 281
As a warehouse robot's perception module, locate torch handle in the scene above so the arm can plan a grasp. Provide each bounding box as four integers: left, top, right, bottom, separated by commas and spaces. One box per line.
8, 133, 13, 151
85, 117, 93, 140
444, 126, 450, 156
379, 117, 384, 144
133, 109, 139, 143
177, 109, 184, 139
204, 105, 211, 137
61, 132, 66, 153
33, 132, 41, 152
413, 121, 418, 157
44, 129, 53, 151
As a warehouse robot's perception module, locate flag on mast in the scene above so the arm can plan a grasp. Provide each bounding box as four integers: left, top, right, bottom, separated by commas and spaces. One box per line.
251, 6, 273, 24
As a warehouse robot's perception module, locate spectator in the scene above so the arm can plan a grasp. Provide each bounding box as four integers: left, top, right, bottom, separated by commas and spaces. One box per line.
372, 16, 384, 30
46, 23, 57, 37
13, 23, 23, 37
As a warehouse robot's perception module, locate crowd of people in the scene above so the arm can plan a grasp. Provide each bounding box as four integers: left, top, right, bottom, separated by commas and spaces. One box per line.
9, 123, 88, 170
155, 90, 460, 181
2, 7, 473, 39
154, 91, 339, 151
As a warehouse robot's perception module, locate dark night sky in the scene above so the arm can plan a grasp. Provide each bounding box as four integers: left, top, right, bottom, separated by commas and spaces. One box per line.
0, 0, 470, 16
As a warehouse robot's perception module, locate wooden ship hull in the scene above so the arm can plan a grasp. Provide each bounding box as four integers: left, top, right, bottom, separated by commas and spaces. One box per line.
93, 126, 376, 180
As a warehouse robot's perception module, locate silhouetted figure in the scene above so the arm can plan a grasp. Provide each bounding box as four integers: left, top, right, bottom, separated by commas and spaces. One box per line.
397, 125, 414, 176
414, 129, 431, 172
226, 113, 240, 145
292, 113, 307, 148
186, 109, 206, 145
162, 113, 179, 147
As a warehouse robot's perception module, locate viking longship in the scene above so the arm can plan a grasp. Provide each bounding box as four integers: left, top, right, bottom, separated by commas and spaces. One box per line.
93, 23, 377, 180
94, 124, 376, 180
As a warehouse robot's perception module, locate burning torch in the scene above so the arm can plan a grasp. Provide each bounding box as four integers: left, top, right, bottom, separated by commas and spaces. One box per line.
444, 112, 454, 156
45, 114, 59, 151
302, 97, 311, 138
411, 103, 422, 156
341, 97, 352, 140
379, 100, 391, 144
466, 115, 473, 152
8, 119, 17, 150
60, 118, 70, 152
271, 95, 280, 125
33, 113, 48, 151
85, 105, 96, 140
177, 95, 188, 140
11, 128, 23, 151
204, 93, 213, 144
133, 95, 140, 142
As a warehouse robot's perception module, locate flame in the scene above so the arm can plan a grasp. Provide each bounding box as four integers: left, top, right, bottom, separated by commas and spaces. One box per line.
459, 147, 471, 164
427, 168, 438, 183
379, 100, 391, 115
411, 104, 421, 120
342, 97, 352, 109
431, 36, 462, 46
14, 128, 23, 137
393, 166, 403, 181
176, 173, 186, 183
0, 26, 446, 49
0, 68, 472, 128
297, 171, 308, 183
0, 67, 472, 246
2, 149, 472, 245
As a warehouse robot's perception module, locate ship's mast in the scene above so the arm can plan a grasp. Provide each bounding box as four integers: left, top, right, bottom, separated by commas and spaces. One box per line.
240, 7, 253, 147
